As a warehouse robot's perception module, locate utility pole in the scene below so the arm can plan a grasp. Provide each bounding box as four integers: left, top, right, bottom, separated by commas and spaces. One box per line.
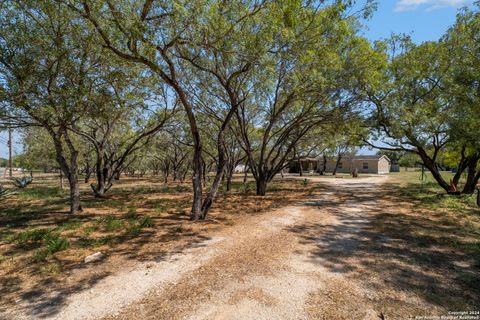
8, 128, 12, 178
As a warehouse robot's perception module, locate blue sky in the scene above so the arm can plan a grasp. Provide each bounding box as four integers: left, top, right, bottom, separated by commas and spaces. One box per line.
361, 0, 475, 43
0, 0, 476, 159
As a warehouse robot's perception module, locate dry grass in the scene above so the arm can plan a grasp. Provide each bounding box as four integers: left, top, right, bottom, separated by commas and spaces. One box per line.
1, 172, 479, 319
0, 174, 315, 313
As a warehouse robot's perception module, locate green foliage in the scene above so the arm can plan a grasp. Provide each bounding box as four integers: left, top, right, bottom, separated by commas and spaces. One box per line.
13, 176, 33, 189
32, 249, 49, 262
18, 187, 63, 200
18, 229, 70, 263
125, 225, 142, 237
138, 216, 154, 228
369, 7, 480, 192
16, 228, 52, 244
46, 237, 70, 253
97, 215, 124, 232
124, 208, 137, 220
57, 220, 82, 231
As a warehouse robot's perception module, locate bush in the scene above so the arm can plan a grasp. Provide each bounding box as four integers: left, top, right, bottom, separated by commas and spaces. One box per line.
13, 176, 33, 189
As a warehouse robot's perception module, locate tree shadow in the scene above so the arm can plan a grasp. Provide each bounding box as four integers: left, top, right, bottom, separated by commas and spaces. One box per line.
0, 177, 314, 317
288, 181, 480, 312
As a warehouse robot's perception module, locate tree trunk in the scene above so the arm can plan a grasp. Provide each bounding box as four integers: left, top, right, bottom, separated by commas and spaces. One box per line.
299, 161, 304, 176
477, 188, 480, 207
462, 160, 479, 194
243, 166, 249, 183
452, 154, 469, 187
226, 167, 234, 192
84, 169, 92, 183
91, 150, 108, 197
256, 177, 268, 196
332, 154, 342, 176
417, 150, 453, 193
92, 165, 108, 198
200, 131, 228, 219
68, 172, 82, 214
163, 171, 169, 183
48, 128, 83, 214
190, 142, 204, 221
320, 155, 327, 175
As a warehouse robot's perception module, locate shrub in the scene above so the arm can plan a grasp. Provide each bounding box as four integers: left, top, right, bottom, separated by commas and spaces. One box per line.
13, 176, 33, 189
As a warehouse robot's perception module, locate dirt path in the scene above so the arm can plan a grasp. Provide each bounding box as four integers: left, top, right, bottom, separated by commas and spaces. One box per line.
7, 175, 452, 319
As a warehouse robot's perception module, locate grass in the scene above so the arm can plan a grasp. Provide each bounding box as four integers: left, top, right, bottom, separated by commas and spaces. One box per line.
29, 235, 70, 262
0, 174, 334, 308
378, 170, 480, 299
15, 228, 53, 244
98, 215, 124, 232
389, 171, 479, 215
17, 187, 65, 200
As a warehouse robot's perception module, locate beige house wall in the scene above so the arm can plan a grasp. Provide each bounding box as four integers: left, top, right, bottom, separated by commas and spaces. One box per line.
322, 156, 390, 174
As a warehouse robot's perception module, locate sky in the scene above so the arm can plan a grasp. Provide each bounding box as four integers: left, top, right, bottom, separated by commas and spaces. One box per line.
0, 0, 476, 159
361, 0, 475, 43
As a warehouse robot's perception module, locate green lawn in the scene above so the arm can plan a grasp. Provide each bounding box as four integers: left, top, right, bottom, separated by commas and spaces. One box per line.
389, 170, 479, 215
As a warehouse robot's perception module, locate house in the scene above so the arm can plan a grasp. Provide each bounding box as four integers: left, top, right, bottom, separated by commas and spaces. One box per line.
322, 155, 391, 174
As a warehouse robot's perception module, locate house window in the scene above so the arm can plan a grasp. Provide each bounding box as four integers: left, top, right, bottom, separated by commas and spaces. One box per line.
338, 162, 343, 169
363, 162, 369, 170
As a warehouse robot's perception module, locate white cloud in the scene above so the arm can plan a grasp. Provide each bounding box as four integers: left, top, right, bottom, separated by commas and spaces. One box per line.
394, 0, 472, 12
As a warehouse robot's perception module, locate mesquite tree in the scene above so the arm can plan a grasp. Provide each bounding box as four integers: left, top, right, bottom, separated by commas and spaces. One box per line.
72, 78, 176, 198
367, 26, 480, 194
234, 4, 380, 195
0, 1, 98, 213
61, 0, 300, 220
443, 6, 480, 194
